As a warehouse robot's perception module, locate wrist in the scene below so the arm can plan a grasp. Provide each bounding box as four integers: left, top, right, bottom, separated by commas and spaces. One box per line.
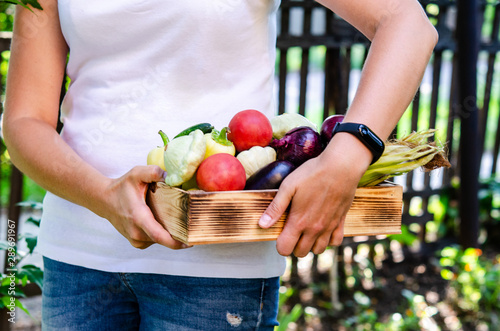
321, 133, 373, 182
79, 172, 115, 219
330, 122, 385, 164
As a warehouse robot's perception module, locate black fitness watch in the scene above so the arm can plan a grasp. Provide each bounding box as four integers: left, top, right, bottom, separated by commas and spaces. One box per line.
331, 122, 385, 164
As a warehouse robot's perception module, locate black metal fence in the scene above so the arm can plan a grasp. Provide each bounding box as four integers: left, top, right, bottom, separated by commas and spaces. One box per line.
0, 0, 498, 317
275, 0, 499, 247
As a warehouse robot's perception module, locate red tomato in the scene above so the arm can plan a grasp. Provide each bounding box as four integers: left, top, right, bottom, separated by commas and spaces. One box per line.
227, 109, 273, 152
196, 153, 246, 191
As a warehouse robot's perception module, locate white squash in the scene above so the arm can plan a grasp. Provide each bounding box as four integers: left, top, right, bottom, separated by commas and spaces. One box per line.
236, 146, 277, 179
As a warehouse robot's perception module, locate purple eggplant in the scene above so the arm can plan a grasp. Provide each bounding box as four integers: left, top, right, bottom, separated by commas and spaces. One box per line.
244, 160, 296, 190
269, 126, 323, 167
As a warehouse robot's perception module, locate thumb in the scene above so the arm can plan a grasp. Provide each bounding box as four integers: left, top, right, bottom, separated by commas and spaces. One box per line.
137, 165, 166, 183
259, 185, 294, 229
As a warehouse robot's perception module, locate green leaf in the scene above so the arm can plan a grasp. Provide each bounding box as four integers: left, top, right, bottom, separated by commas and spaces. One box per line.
25, 217, 41, 227
18, 264, 43, 290
0, 283, 26, 298
278, 287, 294, 306
1, 276, 16, 287
0, 286, 11, 296
23, 233, 38, 254
16, 201, 43, 210
14, 297, 30, 315
20, 274, 28, 287
0, 295, 10, 308
440, 268, 455, 280
277, 304, 303, 331
1, 0, 43, 12
388, 225, 418, 246
211, 127, 233, 146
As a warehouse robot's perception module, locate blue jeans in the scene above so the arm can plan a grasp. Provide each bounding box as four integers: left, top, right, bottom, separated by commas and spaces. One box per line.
42, 257, 280, 330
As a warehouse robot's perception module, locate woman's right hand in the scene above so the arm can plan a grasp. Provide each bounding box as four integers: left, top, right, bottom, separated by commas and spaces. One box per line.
101, 165, 190, 250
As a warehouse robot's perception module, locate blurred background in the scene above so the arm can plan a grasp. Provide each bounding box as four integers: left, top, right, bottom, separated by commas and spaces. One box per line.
1, 1, 499, 330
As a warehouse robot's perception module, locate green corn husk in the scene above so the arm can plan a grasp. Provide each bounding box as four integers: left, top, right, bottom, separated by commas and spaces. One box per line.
358, 129, 451, 187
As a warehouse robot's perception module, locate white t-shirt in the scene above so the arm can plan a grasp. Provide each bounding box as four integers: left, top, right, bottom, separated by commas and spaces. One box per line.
38, 0, 286, 278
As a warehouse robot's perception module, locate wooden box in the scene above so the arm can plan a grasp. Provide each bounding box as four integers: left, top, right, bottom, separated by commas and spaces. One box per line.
146, 182, 403, 245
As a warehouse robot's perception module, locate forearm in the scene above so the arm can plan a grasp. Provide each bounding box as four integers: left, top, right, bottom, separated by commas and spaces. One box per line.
4, 107, 184, 249
318, 0, 437, 134
319, 0, 438, 171
2, 2, 111, 217
3, 117, 112, 217
344, 8, 438, 138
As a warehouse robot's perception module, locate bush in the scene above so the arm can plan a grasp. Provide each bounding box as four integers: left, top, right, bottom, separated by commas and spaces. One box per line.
438, 246, 500, 330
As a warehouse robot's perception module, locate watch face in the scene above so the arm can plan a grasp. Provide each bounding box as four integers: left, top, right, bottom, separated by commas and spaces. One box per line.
360, 125, 384, 150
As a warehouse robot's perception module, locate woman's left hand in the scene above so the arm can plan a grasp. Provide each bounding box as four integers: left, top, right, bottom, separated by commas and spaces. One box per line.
259, 0, 438, 258
259, 133, 371, 257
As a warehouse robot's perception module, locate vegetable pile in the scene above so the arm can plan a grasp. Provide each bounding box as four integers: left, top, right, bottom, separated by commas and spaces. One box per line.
147, 109, 451, 192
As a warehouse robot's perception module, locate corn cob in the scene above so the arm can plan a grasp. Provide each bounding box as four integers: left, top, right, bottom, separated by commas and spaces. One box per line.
358, 129, 451, 187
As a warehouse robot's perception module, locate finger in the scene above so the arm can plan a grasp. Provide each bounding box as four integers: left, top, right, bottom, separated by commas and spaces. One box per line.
129, 238, 154, 250
259, 181, 295, 229
292, 235, 313, 258
120, 218, 154, 245
276, 228, 302, 257
291, 229, 328, 257
275, 212, 308, 256
311, 231, 333, 255
290, 215, 343, 256
329, 218, 346, 246
131, 165, 166, 184
144, 165, 166, 183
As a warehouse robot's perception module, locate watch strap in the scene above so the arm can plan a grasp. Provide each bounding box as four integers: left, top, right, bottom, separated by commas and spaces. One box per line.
331, 122, 385, 164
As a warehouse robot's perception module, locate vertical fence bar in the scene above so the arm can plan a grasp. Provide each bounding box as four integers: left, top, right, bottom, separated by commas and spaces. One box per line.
456, 0, 480, 248
323, 48, 334, 118
298, 48, 310, 116
492, 82, 500, 174
278, 5, 290, 115
478, 49, 493, 169
298, 4, 312, 116
278, 49, 288, 115
323, 9, 334, 118
404, 89, 421, 199
444, 53, 459, 187
3, 167, 23, 272
342, 47, 351, 112
483, 4, 500, 176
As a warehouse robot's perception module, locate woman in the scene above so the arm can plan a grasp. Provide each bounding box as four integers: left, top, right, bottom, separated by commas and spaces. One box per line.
2, 0, 437, 329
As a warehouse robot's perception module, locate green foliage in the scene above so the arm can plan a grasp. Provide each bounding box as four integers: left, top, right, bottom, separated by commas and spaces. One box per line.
0, 1, 42, 11
22, 178, 46, 205
438, 246, 500, 329
479, 177, 500, 221
341, 289, 440, 331
0, 202, 43, 317
388, 225, 419, 247
0, 5, 14, 31
342, 291, 379, 330
1, 151, 12, 207
276, 286, 303, 331
443, 177, 500, 246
